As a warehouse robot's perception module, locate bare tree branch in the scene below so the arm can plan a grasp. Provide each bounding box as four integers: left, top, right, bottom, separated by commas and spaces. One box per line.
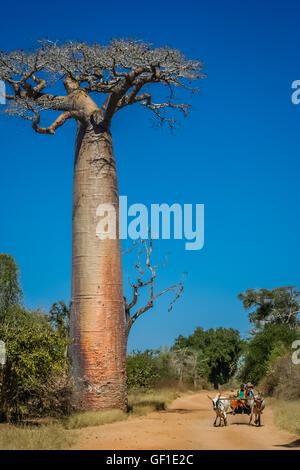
123, 238, 186, 339
32, 110, 85, 134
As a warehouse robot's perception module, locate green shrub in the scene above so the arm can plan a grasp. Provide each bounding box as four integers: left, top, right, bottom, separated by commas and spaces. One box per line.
0, 306, 71, 422
239, 324, 298, 385
126, 350, 170, 390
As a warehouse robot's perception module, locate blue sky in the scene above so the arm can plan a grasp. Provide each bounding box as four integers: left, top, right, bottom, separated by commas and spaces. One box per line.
1, 0, 300, 351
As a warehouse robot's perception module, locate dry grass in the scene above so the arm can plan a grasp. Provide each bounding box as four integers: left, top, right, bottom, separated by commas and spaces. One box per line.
268, 398, 300, 436
0, 388, 185, 447
0, 423, 75, 450
64, 388, 182, 427
127, 388, 181, 416
63, 409, 127, 429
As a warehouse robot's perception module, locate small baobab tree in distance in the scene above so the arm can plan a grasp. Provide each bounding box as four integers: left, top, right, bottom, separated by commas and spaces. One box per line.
0, 39, 205, 411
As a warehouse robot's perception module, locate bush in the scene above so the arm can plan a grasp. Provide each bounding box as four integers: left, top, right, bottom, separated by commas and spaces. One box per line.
260, 353, 300, 400
0, 306, 71, 422
126, 350, 174, 390
26, 373, 76, 418
239, 324, 298, 385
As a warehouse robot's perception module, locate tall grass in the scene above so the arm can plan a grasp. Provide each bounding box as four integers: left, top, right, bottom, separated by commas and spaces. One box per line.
268, 398, 300, 436
63, 409, 127, 429
0, 423, 75, 450
127, 388, 181, 416
0, 387, 185, 447
63, 388, 182, 427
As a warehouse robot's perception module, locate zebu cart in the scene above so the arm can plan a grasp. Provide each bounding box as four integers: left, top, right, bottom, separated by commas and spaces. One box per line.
208, 392, 265, 426
229, 394, 251, 415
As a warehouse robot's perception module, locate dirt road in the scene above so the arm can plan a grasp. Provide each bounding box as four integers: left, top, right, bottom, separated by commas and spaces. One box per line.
70, 392, 299, 450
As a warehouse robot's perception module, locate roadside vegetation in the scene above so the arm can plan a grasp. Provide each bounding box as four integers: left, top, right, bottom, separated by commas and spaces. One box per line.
267, 398, 300, 437
0, 389, 186, 449
0, 422, 75, 450
63, 388, 183, 430
1, 254, 300, 447
63, 409, 127, 430
260, 352, 300, 436
237, 287, 300, 436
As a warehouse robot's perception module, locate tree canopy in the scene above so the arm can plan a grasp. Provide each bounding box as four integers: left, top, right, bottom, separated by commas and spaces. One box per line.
239, 323, 298, 385
0, 254, 70, 421
0, 39, 205, 132
0, 253, 23, 316
238, 286, 300, 328
49, 301, 70, 338
173, 327, 243, 389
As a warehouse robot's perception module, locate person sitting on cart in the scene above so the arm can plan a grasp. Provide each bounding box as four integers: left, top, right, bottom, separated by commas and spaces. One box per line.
245, 382, 254, 399
237, 383, 246, 407
232, 384, 246, 413
238, 384, 246, 399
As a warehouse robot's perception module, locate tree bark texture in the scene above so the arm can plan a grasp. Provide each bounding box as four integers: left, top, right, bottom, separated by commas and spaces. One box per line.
70, 122, 126, 411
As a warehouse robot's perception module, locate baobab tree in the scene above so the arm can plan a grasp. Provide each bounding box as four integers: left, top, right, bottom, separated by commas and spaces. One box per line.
0, 39, 205, 411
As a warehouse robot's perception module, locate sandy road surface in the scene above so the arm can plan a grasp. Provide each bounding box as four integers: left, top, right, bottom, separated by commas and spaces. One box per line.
70, 392, 300, 450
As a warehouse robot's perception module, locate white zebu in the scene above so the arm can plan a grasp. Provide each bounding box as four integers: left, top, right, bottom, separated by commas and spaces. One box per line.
208, 394, 229, 427
249, 393, 265, 426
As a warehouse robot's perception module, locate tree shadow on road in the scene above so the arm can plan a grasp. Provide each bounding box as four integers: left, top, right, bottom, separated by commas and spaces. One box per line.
274, 438, 300, 448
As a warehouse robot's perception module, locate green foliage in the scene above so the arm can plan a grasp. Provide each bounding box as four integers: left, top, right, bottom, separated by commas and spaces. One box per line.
173, 327, 243, 388
238, 286, 300, 328
0, 253, 23, 315
0, 254, 72, 422
49, 301, 70, 338
0, 305, 70, 421
239, 323, 298, 385
126, 349, 177, 390
126, 350, 162, 390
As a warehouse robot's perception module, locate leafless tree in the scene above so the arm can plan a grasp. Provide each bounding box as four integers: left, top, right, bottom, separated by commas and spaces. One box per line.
185, 349, 208, 389
0, 39, 205, 410
170, 347, 207, 388
123, 238, 185, 341
170, 347, 191, 385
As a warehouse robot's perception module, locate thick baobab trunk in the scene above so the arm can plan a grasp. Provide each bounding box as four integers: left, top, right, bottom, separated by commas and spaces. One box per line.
70, 122, 126, 411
